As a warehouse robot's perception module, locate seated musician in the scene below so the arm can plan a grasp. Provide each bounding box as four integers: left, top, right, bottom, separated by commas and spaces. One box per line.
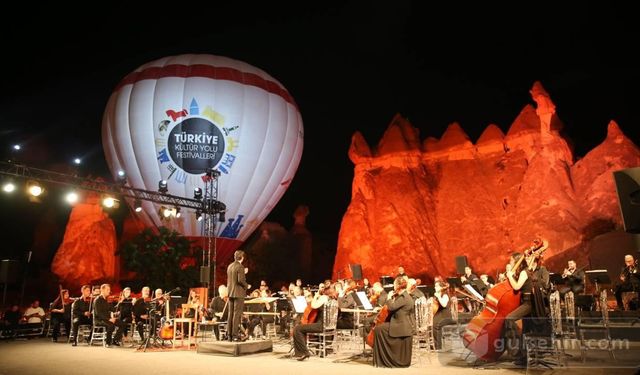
408, 278, 425, 300
207, 284, 229, 340
336, 280, 357, 329
70, 285, 92, 346
372, 276, 414, 368
615, 254, 639, 310
432, 280, 454, 350
479, 274, 494, 292
497, 263, 512, 283
461, 266, 487, 298
245, 289, 265, 339
93, 284, 125, 347
504, 239, 549, 366
559, 260, 585, 296
49, 289, 72, 342
362, 278, 371, 295
132, 286, 151, 342
184, 289, 200, 319
115, 287, 134, 338
2, 304, 21, 337
370, 282, 388, 308
292, 284, 335, 361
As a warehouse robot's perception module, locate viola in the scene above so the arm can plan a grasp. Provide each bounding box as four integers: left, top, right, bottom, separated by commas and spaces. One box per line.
462, 239, 548, 361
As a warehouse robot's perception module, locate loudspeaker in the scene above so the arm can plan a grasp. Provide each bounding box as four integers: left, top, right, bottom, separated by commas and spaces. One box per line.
614, 167, 640, 234
455, 255, 468, 275
350, 264, 363, 281
0, 260, 20, 284
199, 266, 210, 283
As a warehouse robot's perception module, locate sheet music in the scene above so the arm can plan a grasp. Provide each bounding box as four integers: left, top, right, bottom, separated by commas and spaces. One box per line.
292, 296, 307, 314
463, 284, 484, 301
356, 291, 373, 310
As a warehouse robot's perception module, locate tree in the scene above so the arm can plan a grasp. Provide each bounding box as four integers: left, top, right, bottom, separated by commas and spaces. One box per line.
119, 227, 200, 291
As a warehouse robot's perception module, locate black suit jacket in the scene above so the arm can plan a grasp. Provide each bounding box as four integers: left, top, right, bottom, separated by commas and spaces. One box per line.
386, 290, 415, 338
227, 261, 249, 298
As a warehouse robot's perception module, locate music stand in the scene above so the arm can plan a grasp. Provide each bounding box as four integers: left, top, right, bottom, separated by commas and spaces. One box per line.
549, 273, 565, 290
447, 277, 463, 290
585, 270, 610, 295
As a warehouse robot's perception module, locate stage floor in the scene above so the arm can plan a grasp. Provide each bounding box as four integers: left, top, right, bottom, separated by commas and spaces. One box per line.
0, 337, 638, 375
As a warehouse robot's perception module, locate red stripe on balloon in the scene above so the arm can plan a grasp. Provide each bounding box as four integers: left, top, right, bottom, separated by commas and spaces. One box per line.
115, 64, 297, 107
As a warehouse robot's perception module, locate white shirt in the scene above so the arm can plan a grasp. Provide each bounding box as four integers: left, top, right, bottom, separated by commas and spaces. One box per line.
24, 306, 45, 324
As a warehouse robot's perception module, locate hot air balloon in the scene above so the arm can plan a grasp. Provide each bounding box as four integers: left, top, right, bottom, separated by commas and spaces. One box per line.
102, 54, 304, 263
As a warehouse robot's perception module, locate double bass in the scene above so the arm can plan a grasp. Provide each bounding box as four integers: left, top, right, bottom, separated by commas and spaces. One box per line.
462, 239, 547, 361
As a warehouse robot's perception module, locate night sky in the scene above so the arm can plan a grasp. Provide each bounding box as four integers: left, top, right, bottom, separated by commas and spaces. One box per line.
1, 3, 639, 262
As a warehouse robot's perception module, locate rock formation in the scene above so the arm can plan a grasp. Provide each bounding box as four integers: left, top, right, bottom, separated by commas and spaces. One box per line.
51, 192, 117, 288
334, 82, 640, 281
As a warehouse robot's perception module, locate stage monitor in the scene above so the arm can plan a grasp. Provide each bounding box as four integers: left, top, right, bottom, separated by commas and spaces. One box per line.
613, 167, 640, 234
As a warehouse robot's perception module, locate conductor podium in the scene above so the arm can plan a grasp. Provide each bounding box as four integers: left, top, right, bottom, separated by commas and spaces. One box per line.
197, 339, 273, 356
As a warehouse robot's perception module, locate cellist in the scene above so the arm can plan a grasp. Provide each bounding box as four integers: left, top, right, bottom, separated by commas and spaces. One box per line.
432, 279, 454, 350
503, 239, 549, 367
291, 284, 334, 361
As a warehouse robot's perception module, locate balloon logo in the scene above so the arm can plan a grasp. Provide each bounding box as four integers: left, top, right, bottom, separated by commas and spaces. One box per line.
102, 54, 304, 260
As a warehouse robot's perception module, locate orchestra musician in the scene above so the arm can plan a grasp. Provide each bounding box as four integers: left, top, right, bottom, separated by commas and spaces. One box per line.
479, 274, 494, 291
205, 284, 228, 340
132, 286, 151, 342
408, 278, 425, 300
396, 266, 407, 278
372, 276, 414, 368
369, 282, 388, 308
93, 284, 124, 347
432, 280, 455, 350
49, 289, 72, 342
503, 240, 550, 367
336, 280, 357, 329
70, 285, 92, 346
559, 260, 585, 296
227, 250, 251, 342
115, 287, 134, 338
461, 266, 488, 299
292, 284, 335, 361
615, 254, 639, 310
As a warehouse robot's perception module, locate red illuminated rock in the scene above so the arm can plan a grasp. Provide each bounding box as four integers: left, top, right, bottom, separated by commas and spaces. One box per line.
334, 82, 640, 282
51, 193, 117, 289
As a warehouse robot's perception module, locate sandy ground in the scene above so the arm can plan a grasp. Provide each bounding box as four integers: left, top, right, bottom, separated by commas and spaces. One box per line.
0, 337, 637, 375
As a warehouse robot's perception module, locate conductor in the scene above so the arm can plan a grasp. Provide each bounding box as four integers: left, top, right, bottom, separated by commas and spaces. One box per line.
227, 250, 250, 341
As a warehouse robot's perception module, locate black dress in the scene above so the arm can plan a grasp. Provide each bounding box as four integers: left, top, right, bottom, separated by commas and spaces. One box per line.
373, 291, 414, 368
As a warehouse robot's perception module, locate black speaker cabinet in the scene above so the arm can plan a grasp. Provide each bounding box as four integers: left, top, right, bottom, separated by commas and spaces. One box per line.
455, 255, 468, 275
350, 264, 363, 281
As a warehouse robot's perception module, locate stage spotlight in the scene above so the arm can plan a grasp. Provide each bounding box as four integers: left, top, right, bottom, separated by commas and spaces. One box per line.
158, 180, 168, 193
13, 144, 21, 151
65, 191, 79, 204
175, 207, 181, 218
117, 170, 126, 183
2, 182, 15, 193
205, 167, 221, 178
102, 196, 116, 208
219, 211, 226, 222
196, 210, 203, 221
193, 187, 203, 200
160, 206, 172, 218
134, 199, 143, 212
27, 181, 43, 197
73, 158, 82, 165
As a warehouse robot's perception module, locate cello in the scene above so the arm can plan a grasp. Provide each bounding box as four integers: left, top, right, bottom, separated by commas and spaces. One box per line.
462, 239, 548, 361
366, 281, 405, 348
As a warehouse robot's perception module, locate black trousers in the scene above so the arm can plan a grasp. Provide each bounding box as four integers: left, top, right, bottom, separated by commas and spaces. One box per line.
70, 316, 92, 343
228, 297, 244, 340
51, 313, 70, 340
615, 283, 638, 310
135, 318, 148, 341
433, 310, 455, 350
293, 321, 323, 356
503, 301, 532, 360
96, 319, 125, 344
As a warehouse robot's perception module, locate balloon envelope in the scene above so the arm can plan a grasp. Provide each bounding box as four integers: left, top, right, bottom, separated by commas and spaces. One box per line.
102, 54, 304, 260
